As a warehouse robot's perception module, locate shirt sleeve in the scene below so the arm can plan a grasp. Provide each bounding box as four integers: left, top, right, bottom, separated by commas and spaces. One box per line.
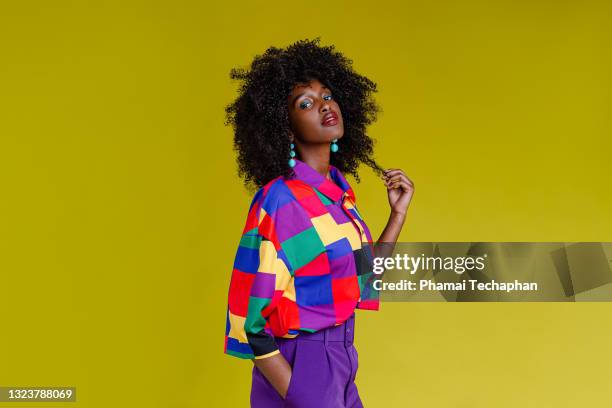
224, 188, 293, 360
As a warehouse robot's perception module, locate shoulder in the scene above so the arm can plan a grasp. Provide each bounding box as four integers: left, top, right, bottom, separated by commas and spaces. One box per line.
246, 177, 303, 244
256, 176, 297, 213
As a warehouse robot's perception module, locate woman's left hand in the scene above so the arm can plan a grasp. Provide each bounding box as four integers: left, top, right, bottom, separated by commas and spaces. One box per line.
383, 168, 414, 216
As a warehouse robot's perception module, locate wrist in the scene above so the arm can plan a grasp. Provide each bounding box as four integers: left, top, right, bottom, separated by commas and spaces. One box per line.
389, 211, 406, 223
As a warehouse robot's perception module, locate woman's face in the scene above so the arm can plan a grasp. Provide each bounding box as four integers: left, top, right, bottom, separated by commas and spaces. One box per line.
287, 79, 344, 145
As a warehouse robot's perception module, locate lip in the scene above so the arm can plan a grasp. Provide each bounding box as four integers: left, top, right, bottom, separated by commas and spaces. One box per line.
321, 111, 339, 126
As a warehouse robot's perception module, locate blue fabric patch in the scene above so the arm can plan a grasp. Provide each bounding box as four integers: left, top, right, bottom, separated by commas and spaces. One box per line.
325, 237, 353, 261
295, 274, 333, 306
233, 246, 260, 274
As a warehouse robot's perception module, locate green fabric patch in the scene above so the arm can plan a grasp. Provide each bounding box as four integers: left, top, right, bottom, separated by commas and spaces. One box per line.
239, 233, 261, 249
245, 296, 271, 333
281, 227, 325, 270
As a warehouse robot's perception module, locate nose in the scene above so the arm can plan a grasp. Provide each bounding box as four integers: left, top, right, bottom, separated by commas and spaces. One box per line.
320, 98, 331, 113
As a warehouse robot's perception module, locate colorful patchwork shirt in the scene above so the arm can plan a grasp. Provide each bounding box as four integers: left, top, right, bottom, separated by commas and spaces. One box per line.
224, 159, 379, 360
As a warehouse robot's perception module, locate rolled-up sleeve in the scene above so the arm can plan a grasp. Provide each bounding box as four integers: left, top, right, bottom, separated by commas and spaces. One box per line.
224, 188, 292, 360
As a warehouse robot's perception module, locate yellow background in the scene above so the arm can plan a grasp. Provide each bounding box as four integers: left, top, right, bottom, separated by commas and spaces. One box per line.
1, 1, 611, 407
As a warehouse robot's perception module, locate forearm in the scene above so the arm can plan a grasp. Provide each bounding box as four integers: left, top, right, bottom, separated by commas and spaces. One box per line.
252, 353, 292, 398
374, 211, 406, 258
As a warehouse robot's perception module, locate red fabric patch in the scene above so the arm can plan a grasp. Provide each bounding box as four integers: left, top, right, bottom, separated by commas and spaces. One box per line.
332, 276, 361, 303
227, 269, 255, 316
295, 252, 329, 276
298, 194, 328, 217
258, 212, 281, 250
317, 181, 343, 202
346, 187, 356, 202
268, 297, 300, 336
261, 290, 284, 318
334, 300, 359, 324
285, 180, 315, 199
356, 299, 380, 311
242, 201, 260, 234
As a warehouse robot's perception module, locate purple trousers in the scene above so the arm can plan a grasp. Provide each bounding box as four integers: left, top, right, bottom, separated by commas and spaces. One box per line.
250, 313, 363, 408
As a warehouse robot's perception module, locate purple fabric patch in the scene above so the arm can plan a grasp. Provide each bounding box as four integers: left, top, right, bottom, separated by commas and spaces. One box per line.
327, 204, 351, 224
273, 200, 313, 242
298, 303, 336, 330
329, 252, 356, 279
362, 222, 373, 242
290, 160, 345, 202
291, 160, 325, 189
250, 272, 276, 298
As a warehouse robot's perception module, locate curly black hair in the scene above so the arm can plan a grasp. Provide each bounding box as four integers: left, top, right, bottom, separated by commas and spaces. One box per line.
225, 37, 384, 191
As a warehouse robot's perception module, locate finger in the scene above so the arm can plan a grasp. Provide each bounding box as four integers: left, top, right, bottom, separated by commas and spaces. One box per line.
385, 169, 407, 179
383, 168, 399, 176
400, 175, 414, 187
389, 181, 413, 192
384, 175, 405, 186
384, 169, 413, 184
387, 181, 404, 190
383, 170, 399, 180
398, 181, 412, 192
385, 174, 414, 187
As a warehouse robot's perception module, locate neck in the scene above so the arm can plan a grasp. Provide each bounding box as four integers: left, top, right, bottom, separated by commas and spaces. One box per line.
296, 142, 331, 178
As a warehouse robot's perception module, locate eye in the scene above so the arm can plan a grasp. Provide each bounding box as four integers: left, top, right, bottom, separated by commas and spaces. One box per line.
299, 99, 313, 109
323, 94, 333, 101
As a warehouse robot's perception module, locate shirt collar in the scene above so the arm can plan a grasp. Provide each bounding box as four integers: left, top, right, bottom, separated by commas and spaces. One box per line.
287, 159, 355, 203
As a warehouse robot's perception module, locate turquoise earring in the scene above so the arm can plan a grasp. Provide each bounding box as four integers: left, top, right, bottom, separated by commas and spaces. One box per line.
288, 142, 296, 167
330, 138, 339, 153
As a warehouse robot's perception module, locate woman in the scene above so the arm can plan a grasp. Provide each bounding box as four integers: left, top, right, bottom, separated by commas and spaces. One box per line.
223, 38, 414, 407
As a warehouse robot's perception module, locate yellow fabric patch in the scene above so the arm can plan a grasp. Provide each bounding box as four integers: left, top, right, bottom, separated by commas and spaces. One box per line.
257, 240, 279, 275
282, 278, 296, 301
310, 213, 343, 245
311, 212, 362, 249
275, 259, 291, 290
228, 312, 248, 343
339, 222, 362, 250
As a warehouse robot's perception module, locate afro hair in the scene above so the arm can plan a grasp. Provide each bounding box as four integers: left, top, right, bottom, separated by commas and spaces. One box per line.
225, 37, 384, 191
